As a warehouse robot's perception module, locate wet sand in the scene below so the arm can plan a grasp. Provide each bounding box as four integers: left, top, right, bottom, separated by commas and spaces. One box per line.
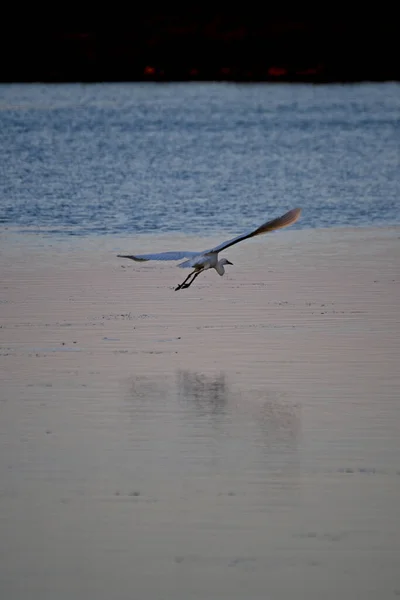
1, 226, 400, 599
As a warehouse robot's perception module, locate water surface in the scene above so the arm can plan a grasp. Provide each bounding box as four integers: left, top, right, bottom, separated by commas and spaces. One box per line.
1, 82, 399, 236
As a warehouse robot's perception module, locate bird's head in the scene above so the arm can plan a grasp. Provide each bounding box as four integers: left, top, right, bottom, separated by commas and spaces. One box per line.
219, 258, 233, 266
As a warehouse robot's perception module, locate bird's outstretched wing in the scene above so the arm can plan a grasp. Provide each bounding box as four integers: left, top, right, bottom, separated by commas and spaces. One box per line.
207, 207, 301, 254
117, 251, 200, 262
117, 208, 301, 263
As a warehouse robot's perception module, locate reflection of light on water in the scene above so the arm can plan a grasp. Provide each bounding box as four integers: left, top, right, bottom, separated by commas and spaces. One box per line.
128, 376, 165, 403
256, 398, 301, 449
253, 398, 302, 506
177, 370, 228, 416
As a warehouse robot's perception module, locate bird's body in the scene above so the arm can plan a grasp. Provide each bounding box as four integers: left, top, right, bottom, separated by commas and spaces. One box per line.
118, 207, 301, 290
175, 255, 233, 289
178, 252, 230, 273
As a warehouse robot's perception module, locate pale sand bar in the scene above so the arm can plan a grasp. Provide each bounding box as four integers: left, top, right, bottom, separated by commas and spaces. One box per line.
1, 226, 400, 599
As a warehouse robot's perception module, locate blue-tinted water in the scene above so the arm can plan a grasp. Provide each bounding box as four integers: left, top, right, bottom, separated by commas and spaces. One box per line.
0, 83, 399, 237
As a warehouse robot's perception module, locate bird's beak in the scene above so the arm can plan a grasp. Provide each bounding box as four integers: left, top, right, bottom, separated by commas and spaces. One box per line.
226, 260, 233, 265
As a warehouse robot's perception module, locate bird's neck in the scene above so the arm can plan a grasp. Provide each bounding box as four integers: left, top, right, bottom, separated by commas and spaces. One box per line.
216, 261, 225, 276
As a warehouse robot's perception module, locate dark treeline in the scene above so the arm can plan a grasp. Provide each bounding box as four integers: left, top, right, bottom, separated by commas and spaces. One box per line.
1, 16, 399, 83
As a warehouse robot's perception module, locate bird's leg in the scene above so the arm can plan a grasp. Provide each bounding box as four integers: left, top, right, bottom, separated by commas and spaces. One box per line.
175, 269, 197, 291
180, 270, 202, 289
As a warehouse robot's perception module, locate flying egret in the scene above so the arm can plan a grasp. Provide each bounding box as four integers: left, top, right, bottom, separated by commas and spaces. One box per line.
118, 207, 301, 291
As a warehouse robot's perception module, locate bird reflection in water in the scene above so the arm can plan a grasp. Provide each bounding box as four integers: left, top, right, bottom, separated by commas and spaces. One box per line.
176, 371, 228, 417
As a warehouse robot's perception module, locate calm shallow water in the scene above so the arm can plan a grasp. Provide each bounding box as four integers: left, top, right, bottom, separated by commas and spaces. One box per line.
0, 82, 399, 236
1, 228, 400, 598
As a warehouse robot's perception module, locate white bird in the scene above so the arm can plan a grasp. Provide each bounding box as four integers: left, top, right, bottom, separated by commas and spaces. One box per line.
118, 207, 301, 291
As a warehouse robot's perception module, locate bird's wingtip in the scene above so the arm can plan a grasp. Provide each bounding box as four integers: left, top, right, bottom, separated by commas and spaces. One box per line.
288, 207, 302, 222
117, 254, 147, 261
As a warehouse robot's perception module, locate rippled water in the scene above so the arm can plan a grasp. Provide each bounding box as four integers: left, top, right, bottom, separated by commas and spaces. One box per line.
0, 82, 399, 236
